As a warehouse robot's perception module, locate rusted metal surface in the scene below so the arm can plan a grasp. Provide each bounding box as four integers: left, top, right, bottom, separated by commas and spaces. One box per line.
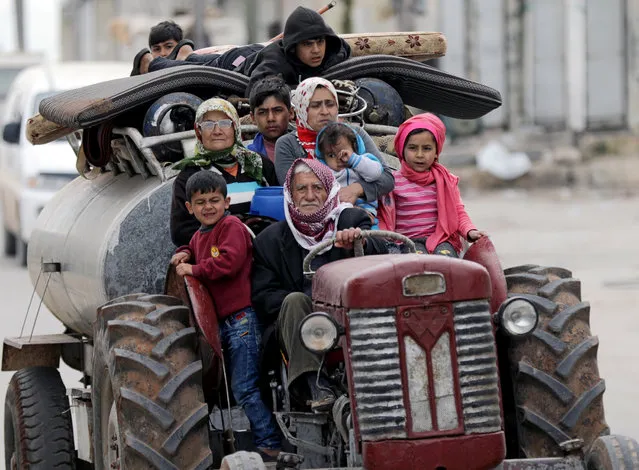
453, 300, 503, 435
463, 237, 508, 314
313, 254, 491, 309
347, 308, 407, 441
2, 334, 81, 371
361, 432, 506, 469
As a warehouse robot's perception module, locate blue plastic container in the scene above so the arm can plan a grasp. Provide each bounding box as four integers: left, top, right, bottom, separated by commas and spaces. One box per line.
249, 186, 286, 221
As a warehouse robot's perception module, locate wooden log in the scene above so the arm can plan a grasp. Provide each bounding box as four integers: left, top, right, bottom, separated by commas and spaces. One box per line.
25, 113, 75, 146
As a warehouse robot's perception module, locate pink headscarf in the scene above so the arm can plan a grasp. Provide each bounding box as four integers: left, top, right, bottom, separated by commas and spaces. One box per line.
284, 158, 351, 252
394, 113, 446, 162
380, 113, 463, 253
291, 78, 339, 158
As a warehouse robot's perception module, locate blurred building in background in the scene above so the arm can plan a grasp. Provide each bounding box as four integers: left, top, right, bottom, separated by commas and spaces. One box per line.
3, 0, 639, 135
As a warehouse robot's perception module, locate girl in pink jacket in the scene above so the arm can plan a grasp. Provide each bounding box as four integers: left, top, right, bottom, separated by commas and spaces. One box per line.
378, 113, 487, 257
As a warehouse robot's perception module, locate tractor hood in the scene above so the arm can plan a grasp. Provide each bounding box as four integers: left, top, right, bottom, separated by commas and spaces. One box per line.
312, 254, 491, 309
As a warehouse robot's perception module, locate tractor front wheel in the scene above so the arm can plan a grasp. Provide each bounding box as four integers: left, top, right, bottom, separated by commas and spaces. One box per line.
504, 265, 609, 458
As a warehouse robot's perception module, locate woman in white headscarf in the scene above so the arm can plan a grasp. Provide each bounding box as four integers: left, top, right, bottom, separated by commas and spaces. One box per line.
273, 77, 394, 206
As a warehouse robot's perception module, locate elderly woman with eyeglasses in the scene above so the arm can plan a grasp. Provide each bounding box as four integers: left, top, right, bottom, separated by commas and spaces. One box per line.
170, 98, 278, 246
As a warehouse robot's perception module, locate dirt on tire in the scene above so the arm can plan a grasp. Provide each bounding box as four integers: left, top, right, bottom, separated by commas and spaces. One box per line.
504, 265, 609, 457
92, 293, 212, 470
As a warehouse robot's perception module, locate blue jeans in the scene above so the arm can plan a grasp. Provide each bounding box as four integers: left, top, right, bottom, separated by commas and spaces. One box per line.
219, 307, 281, 450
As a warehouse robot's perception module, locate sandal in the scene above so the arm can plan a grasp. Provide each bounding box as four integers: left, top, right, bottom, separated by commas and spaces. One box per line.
166, 39, 196, 60
130, 48, 151, 76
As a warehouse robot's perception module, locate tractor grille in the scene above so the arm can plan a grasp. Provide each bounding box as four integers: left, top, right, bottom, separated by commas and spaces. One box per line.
349, 308, 407, 441
453, 300, 502, 434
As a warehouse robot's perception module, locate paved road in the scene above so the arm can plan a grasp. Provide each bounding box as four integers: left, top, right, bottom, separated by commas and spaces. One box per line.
0, 188, 637, 462
466, 188, 639, 440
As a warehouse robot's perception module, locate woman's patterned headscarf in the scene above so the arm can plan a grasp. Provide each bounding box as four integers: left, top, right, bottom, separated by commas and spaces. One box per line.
291, 78, 339, 158
173, 98, 263, 182
283, 158, 351, 252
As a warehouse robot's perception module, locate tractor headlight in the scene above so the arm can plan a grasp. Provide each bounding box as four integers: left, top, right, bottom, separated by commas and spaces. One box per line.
498, 298, 539, 336
299, 313, 339, 354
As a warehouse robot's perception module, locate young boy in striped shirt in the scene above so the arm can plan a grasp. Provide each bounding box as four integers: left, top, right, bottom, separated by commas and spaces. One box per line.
378, 113, 487, 257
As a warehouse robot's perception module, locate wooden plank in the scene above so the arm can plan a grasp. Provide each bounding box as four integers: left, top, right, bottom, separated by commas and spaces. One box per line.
5, 334, 82, 350
26, 113, 75, 145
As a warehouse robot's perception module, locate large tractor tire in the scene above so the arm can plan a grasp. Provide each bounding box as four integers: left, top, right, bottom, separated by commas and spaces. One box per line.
504, 265, 609, 458
4, 367, 76, 469
92, 293, 213, 470
586, 435, 639, 469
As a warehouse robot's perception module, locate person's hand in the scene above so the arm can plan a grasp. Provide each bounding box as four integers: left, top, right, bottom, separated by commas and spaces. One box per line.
139, 52, 153, 74
334, 227, 364, 250
171, 252, 190, 266
468, 230, 489, 242
175, 263, 194, 277
339, 149, 353, 166
338, 183, 364, 205
176, 44, 195, 60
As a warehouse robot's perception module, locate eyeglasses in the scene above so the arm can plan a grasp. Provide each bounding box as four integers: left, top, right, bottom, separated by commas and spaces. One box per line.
198, 119, 234, 131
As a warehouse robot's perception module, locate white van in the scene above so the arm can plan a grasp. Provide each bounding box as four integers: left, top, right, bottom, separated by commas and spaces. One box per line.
0, 53, 43, 116
0, 61, 130, 264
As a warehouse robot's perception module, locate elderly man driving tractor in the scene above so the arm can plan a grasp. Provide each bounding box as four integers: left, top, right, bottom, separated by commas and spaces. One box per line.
251, 158, 387, 412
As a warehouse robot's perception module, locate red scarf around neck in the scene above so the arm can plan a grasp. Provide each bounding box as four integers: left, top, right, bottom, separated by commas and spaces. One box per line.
296, 126, 318, 158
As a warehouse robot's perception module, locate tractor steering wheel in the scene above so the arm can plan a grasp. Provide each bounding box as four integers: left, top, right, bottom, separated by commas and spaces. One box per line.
302, 230, 416, 278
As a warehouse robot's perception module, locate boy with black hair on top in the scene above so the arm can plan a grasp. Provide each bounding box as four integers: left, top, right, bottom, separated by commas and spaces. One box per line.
133, 5, 351, 92
170, 171, 281, 461
149, 20, 184, 58
241, 6, 351, 92
247, 76, 294, 162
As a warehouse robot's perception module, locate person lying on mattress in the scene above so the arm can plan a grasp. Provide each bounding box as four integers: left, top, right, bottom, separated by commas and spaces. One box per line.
131, 6, 351, 97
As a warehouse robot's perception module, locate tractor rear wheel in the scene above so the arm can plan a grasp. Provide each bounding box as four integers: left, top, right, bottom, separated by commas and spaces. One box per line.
4, 367, 76, 469
586, 435, 639, 469
92, 293, 213, 470
504, 265, 609, 458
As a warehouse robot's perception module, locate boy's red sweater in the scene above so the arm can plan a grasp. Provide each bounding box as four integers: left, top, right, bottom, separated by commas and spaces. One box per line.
176, 215, 252, 320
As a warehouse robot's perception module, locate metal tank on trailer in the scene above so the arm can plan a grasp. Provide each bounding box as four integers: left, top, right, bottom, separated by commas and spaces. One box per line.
27, 170, 175, 337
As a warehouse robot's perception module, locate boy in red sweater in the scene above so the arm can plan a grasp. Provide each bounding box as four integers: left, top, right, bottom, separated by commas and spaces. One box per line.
170, 171, 281, 459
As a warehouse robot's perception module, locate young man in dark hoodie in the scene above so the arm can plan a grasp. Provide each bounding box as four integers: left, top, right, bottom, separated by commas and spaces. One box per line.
134, 6, 351, 91
241, 6, 351, 92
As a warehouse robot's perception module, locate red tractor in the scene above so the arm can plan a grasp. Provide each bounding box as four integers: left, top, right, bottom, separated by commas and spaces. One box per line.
2, 46, 636, 470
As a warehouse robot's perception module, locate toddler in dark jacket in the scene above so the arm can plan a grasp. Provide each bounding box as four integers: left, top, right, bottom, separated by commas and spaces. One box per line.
170, 171, 281, 459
